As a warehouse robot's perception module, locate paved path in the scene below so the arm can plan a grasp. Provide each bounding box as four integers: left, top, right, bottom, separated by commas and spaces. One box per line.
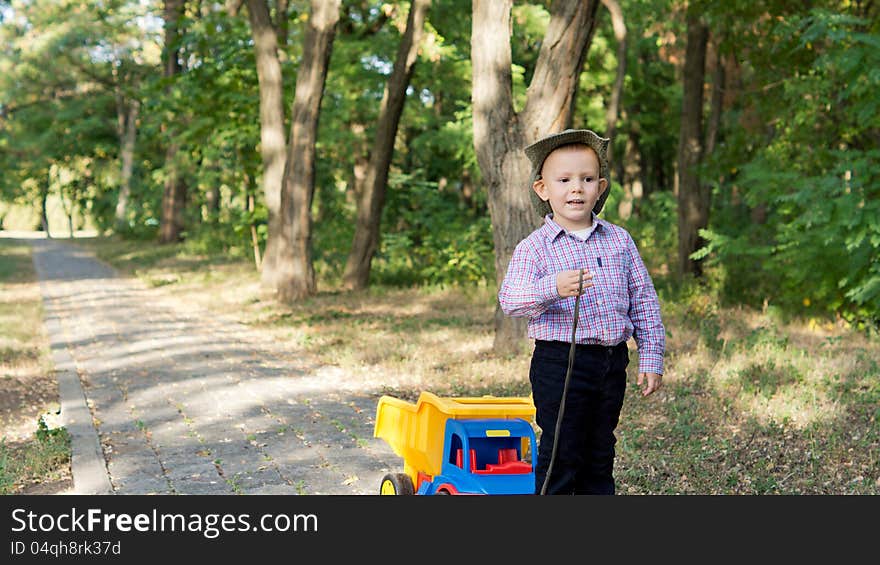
29, 237, 399, 495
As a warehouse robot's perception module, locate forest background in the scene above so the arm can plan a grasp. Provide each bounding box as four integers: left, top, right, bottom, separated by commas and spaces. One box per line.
0, 0, 878, 494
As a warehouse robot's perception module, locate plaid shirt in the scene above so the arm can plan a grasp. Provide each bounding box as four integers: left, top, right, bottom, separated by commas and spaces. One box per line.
499, 214, 665, 375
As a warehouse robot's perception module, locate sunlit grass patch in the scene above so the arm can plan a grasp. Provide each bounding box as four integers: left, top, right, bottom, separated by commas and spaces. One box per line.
0, 238, 71, 493
617, 305, 879, 494
0, 239, 54, 419
76, 235, 880, 494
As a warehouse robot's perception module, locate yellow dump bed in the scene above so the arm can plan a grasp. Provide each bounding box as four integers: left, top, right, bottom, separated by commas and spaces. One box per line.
374, 391, 535, 481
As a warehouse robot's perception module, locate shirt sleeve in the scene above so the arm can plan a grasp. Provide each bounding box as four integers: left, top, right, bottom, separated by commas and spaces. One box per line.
498, 240, 559, 319
625, 233, 666, 375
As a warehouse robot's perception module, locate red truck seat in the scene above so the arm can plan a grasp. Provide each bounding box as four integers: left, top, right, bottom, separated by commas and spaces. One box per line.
454, 448, 479, 472
498, 448, 518, 464
457, 447, 530, 474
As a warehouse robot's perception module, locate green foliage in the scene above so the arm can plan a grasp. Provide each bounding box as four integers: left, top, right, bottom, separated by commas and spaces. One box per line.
312, 0, 486, 286
605, 189, 678, 277
372, 172, 494, 286
2, 0, 879, 329
597, 0, 680, 197
0, 0, 151, 230
698, 7, 880, 326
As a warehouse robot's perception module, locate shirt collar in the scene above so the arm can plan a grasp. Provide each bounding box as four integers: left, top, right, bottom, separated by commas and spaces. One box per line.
540, 213, 607, 241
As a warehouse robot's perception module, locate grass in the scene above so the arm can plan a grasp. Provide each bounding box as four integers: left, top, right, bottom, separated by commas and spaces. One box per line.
0, 237, 72, 494
0, 419, 71, 494
72, 234, 880, 494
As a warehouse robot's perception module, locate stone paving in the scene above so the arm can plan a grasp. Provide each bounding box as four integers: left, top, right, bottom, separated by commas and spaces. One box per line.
29, 237, 400, 495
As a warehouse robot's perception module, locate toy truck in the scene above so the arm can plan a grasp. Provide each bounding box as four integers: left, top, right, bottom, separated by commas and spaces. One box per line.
373, 391, 537, 495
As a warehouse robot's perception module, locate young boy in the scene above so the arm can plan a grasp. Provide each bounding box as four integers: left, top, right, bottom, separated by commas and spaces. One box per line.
498, 129, 665, 495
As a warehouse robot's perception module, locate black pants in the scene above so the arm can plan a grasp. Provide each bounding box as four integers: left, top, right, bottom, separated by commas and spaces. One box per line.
529, 340, 629, 495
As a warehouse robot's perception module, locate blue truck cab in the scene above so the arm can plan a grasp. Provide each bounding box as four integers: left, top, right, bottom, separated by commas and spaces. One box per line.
417, 418, 537, 495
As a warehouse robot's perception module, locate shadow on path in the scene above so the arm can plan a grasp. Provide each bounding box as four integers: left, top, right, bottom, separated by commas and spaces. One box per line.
26, 236, 398, 495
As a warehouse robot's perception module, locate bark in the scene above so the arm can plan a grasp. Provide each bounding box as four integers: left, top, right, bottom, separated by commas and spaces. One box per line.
160, 142, 187, 242
601, 0, 627, 160
250, 193, 262, 269
341, 0, 431, 290
205, 157, 221, 214
159, 0, 188, 243
619, 129, 645, 218
114, 99, 139, 231
58, 177, 77, 238
38, 178, 50, 237
225, 0, 244, 17
347, 121, 368, 207
705, 46, 725, 157
472, 0, 601, 355
519, 2, 600, 138
352, 147, 367, 200
676, 12, 709, 278
242, 167, 262, 270
275, 0, 289, 47
63, 189, 75, 238
461, 170, 475, 210
205, 188, 221, 214
246, 0, 288, 289
275, 0, 341, 302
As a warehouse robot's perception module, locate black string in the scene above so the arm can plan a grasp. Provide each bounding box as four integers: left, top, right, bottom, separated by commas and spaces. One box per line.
540, 268, 583, 495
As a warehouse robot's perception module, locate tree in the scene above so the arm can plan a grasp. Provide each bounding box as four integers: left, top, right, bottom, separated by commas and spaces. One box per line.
472, 0, 602, 355
0, 0, 124, 235
159, 0, 189, 243
275, 0, 341, 301
697, 2, 880, 321
244, 0, 288, 289
342, 0, 432, 290
113, 97, 140, 231
601, 0, 627, 152
98, 2, 155, 233
676, 7, 709, 277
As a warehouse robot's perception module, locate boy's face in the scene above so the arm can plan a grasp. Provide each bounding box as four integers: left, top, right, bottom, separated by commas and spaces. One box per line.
532, 144, 607, 232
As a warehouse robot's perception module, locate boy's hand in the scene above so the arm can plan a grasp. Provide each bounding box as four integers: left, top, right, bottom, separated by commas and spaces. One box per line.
556, 269, 594, 298
637, 372, 662, 396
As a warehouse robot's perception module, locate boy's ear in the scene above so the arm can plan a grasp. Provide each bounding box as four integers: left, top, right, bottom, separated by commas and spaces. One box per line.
532, 179, 549, 201
598, 177, 608, 196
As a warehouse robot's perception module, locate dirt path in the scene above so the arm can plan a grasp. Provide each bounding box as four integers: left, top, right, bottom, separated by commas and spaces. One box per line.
28, 236, 398, 495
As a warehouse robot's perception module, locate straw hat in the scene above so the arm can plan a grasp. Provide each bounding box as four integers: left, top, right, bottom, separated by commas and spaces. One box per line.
524, 128, 611, 215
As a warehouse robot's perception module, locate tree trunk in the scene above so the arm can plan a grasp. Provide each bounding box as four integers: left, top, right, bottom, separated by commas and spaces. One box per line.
242, 165, 262, 270
58, 176, 77, 238
160, 142, 187, 242
38, 175, 50, 237
65, 189, 75, 238
275, 0, 289, 48
620, 128, 645, 218
205, 159, 221, 215
275, 0, 340, 302
601, 0, 627, 158
472, 0, 601, 355
159, 0, 188, 244
342, 0, 431, 290
705, 45, 725, 157
114, 98, 139, 231
246, 0, 288, 290
348, 122, 368, 203
676, 12, 709, 278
